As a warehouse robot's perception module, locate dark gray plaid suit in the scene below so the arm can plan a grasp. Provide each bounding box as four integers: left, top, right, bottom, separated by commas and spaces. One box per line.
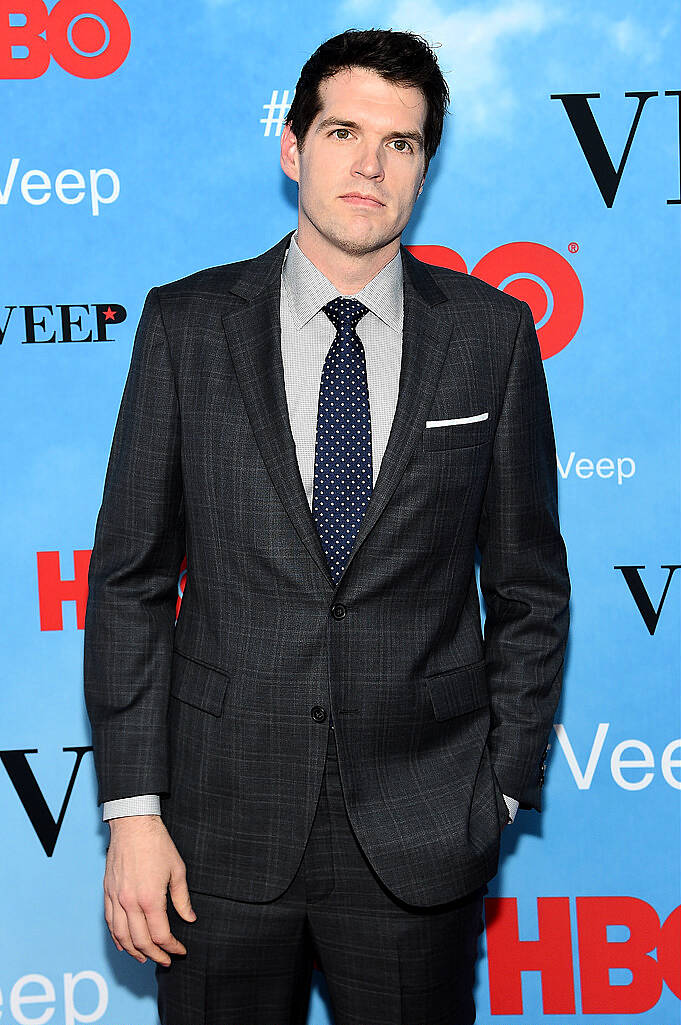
84, 229, 569, 917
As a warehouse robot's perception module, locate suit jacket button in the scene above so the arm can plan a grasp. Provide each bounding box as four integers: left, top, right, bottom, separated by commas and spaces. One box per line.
331, 603, 346, 619
311, 706, 327, 723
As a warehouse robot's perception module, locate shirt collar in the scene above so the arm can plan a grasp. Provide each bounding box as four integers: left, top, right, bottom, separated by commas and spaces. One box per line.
282, 229, 403, 332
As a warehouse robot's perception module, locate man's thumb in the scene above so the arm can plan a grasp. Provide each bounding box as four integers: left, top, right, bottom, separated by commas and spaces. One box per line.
169, 869, 197, 922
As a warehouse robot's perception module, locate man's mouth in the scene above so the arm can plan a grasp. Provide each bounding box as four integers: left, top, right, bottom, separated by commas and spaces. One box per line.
339, 193, 385, 207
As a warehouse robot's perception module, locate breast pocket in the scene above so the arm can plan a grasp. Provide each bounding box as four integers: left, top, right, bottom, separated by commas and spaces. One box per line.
422, 412, 492, 451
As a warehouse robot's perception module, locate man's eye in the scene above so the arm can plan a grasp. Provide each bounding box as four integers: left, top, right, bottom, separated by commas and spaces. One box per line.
333, 128, 352, 140
390, 139, 413, 153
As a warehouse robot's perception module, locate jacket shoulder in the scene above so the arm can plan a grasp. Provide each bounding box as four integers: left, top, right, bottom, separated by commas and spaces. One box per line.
153, 255, 259, 301
152, 232, 292, 302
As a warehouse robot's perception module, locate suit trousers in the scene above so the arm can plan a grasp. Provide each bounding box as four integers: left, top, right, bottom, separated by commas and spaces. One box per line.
156, 724, 487, 1025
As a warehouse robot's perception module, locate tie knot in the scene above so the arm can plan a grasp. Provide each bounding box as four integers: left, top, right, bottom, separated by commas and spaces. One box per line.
322, 296, 369, 332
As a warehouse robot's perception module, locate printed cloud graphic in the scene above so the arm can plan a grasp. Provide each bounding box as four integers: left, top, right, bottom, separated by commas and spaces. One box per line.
600, 13, 667, 65
342, 0, 559, 140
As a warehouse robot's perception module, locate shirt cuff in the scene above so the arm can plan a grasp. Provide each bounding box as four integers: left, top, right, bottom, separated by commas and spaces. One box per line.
502, 794, 519, 823
102, 795, 162, 821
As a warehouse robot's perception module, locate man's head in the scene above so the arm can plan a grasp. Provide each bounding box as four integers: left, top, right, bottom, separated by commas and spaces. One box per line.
280, 29, 450, 265
285, 29, 449, 175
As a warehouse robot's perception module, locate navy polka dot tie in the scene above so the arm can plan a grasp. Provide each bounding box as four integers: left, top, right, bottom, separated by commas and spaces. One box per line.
312, 296, 372, 586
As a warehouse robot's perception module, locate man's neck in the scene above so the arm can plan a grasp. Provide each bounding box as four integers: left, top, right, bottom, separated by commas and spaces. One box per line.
295, 222, 401, 295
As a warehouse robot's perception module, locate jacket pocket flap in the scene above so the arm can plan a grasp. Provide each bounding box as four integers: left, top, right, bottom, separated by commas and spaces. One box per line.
425, 659, 489, 720
170, 648, 229, 717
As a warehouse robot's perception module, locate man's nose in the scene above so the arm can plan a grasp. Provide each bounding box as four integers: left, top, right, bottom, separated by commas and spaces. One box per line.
351, 144, 385, 180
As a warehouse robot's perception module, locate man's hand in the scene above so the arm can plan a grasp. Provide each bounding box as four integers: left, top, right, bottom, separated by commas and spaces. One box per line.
104, 815, 196, 966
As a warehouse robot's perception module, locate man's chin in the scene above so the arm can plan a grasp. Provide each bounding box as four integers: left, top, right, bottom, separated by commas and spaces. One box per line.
300, 207, 401, 257
327, 225, 397, 257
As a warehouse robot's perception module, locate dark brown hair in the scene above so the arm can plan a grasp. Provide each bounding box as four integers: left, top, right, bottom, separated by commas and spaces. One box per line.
285, 28, 450, 172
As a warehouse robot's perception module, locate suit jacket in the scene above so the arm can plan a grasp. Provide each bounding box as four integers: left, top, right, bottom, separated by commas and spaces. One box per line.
83, 230, 570, 907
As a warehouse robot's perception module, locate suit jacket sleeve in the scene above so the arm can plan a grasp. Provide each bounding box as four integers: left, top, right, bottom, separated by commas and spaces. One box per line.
83, 286, 185, 806
475, 299, 570, 812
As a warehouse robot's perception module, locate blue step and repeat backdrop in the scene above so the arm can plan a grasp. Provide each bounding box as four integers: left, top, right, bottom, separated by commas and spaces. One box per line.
1, 2, 679, 1023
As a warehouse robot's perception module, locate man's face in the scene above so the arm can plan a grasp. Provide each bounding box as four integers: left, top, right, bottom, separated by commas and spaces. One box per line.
281, 66, 427, 258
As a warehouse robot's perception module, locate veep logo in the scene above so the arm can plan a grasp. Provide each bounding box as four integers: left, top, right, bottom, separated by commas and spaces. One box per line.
407, 242, 583, 359
1, 157, 120, 214
0, 301, 127, 343
0, 0, 130, 79
554, 722, 681, 792
0, 968, 108, 1024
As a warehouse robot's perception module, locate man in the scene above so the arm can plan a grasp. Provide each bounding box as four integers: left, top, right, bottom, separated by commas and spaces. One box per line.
84, 27, 570, 1025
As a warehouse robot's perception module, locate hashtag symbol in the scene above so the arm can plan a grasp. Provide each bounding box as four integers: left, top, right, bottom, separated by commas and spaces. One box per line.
261, 90, 291, 137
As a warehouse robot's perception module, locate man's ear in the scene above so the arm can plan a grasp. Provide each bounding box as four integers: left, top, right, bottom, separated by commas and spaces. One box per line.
417, 173, 426, 197
280, 123, 300, 183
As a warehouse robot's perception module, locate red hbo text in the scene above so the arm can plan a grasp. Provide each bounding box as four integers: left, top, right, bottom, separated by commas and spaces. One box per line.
0, 0, 130, 78
407, 241, 584, 360
485, 896, 680, 1014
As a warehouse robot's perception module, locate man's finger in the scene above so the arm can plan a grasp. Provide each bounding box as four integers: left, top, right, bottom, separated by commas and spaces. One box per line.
104, 893, 123, 952
144, 906, 187, 956
169, 865, 197, 923
125, 902, 172, 966
111, 896, 147, 962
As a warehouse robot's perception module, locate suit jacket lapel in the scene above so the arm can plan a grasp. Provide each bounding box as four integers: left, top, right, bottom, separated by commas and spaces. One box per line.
336, 250, 453, 586
221, 232, 336, 590
221, 233, 454, 593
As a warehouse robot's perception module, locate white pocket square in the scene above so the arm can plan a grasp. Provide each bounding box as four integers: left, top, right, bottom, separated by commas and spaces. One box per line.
425, 412, 489, 428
